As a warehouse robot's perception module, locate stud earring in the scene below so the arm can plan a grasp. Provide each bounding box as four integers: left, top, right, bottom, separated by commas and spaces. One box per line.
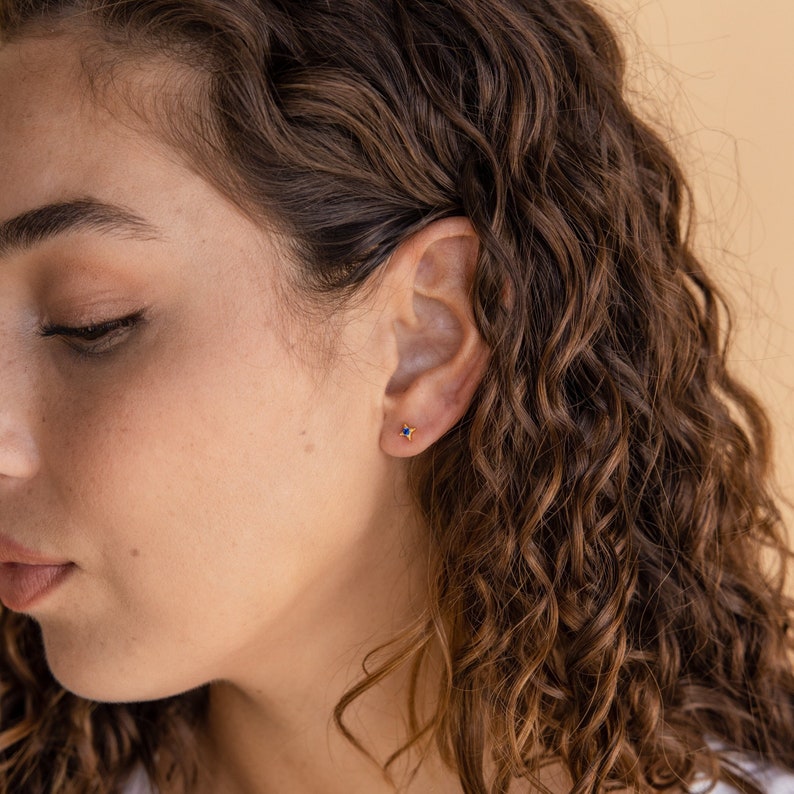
400, 424, 416, 441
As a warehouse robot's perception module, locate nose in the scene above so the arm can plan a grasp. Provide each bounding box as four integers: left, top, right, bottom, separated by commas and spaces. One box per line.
0, 410, 40, 480
0, 336, 41, 481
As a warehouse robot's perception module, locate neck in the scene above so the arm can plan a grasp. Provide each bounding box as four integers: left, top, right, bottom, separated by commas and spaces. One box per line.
196, 649, 457, 794
183, 501, 460, 793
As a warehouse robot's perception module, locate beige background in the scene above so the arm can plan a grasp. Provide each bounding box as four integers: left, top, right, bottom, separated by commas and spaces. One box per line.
601, 0, 794, 541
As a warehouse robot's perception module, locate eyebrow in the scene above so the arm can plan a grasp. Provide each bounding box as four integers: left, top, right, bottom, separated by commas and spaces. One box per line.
0, 198, 162, 257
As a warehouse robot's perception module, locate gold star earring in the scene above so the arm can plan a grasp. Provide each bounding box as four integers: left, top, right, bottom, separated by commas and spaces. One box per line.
400, 423, 416, 441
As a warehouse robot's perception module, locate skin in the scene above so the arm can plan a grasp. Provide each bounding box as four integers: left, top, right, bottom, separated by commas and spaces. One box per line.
0, 34, 497, 793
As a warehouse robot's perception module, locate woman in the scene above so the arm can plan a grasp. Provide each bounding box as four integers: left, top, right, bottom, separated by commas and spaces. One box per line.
0, 0, 792, 792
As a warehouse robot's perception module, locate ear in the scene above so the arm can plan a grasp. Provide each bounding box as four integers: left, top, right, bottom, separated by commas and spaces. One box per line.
378, 217, 489, 457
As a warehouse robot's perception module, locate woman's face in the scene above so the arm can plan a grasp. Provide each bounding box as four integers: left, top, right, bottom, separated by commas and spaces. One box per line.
0, 37, 411, 701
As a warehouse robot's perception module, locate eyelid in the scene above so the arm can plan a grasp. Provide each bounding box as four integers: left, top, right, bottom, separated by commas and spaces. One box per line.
40, 310, 144, 337
38, 309, 147, 357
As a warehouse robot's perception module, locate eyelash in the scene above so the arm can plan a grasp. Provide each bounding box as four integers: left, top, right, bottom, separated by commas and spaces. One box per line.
39, 310, 146, 358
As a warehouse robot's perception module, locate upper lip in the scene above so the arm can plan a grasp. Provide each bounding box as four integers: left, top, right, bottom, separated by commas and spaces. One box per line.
0, 535, 71, 566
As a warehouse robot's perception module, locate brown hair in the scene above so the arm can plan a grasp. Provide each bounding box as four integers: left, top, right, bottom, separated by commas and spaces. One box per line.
1, 1, 793, 792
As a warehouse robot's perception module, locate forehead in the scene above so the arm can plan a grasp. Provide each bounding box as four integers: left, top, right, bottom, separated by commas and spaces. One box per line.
0, 35, 239, 249
1, 36, 145, 214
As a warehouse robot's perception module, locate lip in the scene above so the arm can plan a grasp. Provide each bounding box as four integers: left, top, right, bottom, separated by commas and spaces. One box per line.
0, 535, 70, 566
0, 535, 74, 612
0, 562, 75, 612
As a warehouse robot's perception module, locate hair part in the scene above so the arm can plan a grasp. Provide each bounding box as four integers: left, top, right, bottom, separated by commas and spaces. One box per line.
1, 1, 794, 792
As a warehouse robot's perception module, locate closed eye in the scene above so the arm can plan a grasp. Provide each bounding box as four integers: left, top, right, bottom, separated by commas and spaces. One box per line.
39, 310, 146, 357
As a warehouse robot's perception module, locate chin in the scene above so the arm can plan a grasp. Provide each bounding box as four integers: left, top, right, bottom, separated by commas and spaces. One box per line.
39, 624, 195, 704
46, 662, 178, 704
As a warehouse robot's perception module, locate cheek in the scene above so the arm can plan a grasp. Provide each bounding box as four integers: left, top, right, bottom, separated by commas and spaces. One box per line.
34, 392, 275, 699
32, 332, 339, 696
31, 307, 387, 701
44, 336, 309, 573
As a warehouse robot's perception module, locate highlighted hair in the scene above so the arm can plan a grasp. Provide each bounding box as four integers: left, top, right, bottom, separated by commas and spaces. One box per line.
2, 1, 793, 791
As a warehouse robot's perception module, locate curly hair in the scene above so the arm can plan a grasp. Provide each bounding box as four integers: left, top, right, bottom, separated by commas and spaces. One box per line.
1, 1, 793, 792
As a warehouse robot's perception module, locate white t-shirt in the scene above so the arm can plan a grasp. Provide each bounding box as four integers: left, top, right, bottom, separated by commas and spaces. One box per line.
690, 763, 794, 793
122, 766, 157, 794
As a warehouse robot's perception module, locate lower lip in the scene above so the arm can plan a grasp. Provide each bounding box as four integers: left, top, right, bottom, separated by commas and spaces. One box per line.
0, 562, 74, 612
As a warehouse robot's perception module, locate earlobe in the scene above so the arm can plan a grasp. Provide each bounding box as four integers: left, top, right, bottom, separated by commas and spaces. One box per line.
379, 217, 489, 458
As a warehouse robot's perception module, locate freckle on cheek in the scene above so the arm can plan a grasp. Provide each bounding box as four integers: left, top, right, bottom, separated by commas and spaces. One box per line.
304, 443, 315, 453
130, 548, 140, 558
